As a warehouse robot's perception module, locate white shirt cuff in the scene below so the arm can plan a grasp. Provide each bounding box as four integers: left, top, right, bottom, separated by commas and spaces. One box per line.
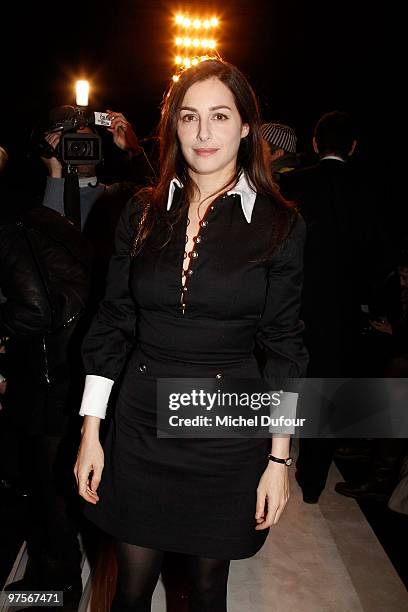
79, 374, 114, 419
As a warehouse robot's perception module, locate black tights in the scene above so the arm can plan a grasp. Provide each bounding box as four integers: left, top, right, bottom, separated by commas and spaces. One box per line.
111, 540, 230, 612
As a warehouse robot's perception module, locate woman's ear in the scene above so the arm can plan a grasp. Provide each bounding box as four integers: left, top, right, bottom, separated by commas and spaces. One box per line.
241, 123, 250, 138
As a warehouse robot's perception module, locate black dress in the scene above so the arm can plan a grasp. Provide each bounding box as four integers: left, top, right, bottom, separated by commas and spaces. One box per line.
82, 187, 307, 559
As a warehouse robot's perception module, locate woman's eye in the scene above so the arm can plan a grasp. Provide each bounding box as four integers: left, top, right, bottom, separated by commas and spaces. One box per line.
213, 113, 228, 120
181, 114, 197, 122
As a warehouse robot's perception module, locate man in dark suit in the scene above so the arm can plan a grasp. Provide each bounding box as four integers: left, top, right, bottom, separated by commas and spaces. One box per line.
281, 111, 388, 502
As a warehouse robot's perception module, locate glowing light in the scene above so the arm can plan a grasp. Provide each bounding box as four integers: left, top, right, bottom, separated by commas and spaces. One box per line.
171, 12, 220, 78
75, 80, 89, 106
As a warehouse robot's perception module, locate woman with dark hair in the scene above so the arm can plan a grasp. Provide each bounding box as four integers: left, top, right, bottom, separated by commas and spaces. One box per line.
75, 59, 307, 611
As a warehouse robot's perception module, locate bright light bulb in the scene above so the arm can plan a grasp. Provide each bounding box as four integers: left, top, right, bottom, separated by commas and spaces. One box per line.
175, 15, 183, 25
185, 58, 191, 67
75, 80, 89, 106
193, 38, 200, 47
201, 39, 208, 48
184, 18, 191, 27
209, 40, 216, 49
193, 19, 201, 28
184, 37, 191, 47
203, 20, 210, 29
211, 17, 218, 27
175, 37, 182, 46
175, 56, 182, 64
192, 58, 198, 65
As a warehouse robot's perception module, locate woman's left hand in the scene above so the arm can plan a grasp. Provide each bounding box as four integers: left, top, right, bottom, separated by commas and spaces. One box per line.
255, 461, 290, 529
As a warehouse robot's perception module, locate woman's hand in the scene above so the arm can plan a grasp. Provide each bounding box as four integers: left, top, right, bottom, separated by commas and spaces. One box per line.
255, 461, 290, 529
74, 431, 104, 504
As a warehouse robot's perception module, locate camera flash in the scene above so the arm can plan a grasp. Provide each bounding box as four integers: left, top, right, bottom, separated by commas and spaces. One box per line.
76, 80, 89, 106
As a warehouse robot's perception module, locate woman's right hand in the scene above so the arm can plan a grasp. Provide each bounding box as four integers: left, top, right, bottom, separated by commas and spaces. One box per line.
74, 428, 104, 504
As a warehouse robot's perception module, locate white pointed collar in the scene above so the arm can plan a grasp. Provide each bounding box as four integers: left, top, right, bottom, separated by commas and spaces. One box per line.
166, 172, 257, 223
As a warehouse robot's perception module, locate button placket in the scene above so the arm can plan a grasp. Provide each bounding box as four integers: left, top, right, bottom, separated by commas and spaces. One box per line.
179, 201, 217, 315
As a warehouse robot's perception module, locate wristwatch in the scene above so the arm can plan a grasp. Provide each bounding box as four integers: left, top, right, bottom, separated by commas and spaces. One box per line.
268, 454, 293, 467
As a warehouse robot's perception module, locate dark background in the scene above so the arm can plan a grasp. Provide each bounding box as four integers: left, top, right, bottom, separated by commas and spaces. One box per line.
1, 0, 390, 174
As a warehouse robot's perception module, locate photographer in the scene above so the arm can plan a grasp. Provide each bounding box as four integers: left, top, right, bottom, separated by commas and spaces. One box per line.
41, 108, 155, 227
39, 107, 155, 306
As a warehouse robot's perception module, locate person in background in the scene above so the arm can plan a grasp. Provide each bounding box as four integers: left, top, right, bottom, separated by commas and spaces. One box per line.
41, 108, 153, 229
0, 144, 92, 609
335, 248, 408, 502
261, 122, 300, 183
281, 111, 390, 503
41, 108, 156, 302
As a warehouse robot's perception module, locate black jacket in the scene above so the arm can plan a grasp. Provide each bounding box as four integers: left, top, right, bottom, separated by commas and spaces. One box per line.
0, 204, 92, 385
0, 206, 91, 338
281, 158, 391, 373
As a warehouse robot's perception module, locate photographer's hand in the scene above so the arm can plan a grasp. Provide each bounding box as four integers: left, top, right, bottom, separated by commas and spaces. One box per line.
41, 132, 63, 178
106, 109, 141, 156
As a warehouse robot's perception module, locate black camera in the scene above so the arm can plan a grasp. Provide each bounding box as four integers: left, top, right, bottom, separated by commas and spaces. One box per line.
61, 132, 101, 165
36, 105, 103, 166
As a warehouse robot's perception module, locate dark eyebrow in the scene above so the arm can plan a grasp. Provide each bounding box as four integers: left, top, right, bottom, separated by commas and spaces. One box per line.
179, 105, 232, 112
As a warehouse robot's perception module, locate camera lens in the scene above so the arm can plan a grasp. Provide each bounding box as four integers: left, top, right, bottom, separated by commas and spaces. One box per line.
62, 133, 101, 164
67, 140, 94, 157
67, 140, 93, 158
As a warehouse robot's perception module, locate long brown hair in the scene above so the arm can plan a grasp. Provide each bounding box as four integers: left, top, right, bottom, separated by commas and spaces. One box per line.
131, 58, 297, 258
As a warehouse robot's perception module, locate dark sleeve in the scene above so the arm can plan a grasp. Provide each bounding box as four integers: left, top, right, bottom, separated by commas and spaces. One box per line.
81, 199, 139, 380
255, 215, 309, 380
0, 226, 52, 337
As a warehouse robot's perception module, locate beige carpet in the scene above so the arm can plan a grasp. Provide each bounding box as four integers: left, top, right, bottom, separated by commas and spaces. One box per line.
3, 446, 407, 612
151, 444, 408, 612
